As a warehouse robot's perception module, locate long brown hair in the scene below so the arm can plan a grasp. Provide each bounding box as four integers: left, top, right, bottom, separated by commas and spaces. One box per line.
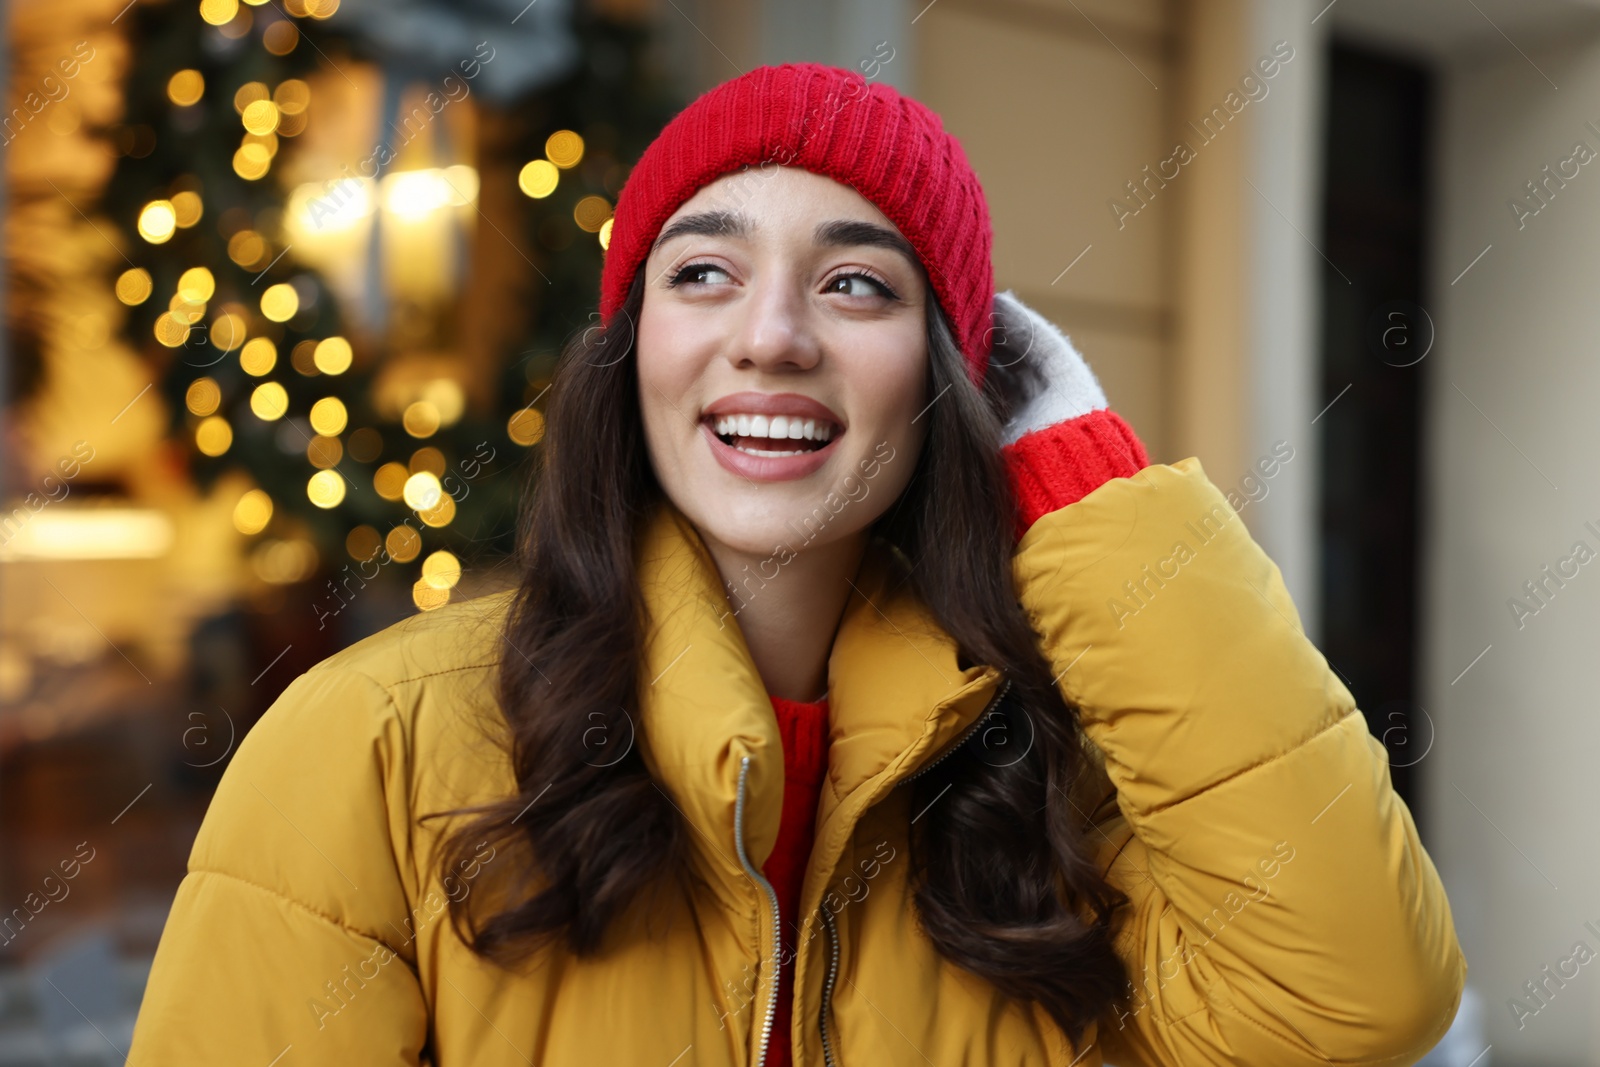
432, 266, 1131, 1046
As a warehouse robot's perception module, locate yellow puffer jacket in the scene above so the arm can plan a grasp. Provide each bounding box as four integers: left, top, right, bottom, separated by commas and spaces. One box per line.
128, 457, 1465, 1066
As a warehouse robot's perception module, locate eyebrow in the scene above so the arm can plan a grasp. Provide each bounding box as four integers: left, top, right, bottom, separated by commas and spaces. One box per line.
650, 209, 919, 270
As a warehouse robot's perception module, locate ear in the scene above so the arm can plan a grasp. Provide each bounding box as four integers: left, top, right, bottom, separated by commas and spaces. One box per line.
993, 289, 1108, 447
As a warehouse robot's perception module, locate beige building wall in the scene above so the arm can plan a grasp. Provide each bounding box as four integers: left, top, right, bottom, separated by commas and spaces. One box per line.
915, 0, 1175, 463
918, 0, 1326, 622
1426, 30, 1600, 1064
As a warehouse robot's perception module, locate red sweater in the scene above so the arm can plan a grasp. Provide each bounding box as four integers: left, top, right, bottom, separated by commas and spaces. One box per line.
761, 692, 831, 1067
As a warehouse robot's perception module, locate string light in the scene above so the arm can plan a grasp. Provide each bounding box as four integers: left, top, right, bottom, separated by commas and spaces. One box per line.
250, 381, 289, 421
518, 160, 559, 199
307, 469, 346, 508
116, 268, 153, 305
313, 336, 352, 374
546, 130, 584, 168
260, 282, 298, 322
138, 200, 177, 243
233, 489, 274, 534
167, 69, 205, 106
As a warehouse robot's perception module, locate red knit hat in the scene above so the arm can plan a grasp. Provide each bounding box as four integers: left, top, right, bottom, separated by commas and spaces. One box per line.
599, 62, 996, 388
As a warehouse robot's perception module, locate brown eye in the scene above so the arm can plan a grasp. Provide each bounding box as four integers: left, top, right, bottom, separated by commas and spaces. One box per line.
667, 263, 731, 287
826, 271, 897, 299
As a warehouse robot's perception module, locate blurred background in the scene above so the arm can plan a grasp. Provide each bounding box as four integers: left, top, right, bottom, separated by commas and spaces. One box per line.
1, 0, 1595, 1062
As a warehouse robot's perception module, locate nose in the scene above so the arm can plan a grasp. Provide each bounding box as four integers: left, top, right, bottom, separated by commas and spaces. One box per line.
728, 268, 822, 373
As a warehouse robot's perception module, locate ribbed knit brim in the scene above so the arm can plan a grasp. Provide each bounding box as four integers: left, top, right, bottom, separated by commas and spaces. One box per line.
599, 62, 996, 388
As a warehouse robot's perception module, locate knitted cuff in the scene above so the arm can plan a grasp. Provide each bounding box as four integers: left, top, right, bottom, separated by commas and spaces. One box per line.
1001, 408, 1150, 541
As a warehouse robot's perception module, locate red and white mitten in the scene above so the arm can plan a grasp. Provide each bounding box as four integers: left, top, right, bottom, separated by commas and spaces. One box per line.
993, 289, 1152, 542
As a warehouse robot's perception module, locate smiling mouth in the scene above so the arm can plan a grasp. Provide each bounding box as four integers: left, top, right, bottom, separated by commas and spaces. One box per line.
706, 414, 841, 457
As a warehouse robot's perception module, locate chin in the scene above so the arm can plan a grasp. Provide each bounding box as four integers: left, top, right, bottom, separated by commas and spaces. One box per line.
689, 493, 871, 561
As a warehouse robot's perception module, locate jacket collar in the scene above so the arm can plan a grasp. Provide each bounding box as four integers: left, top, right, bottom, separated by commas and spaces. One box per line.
631, 496, 1003, 897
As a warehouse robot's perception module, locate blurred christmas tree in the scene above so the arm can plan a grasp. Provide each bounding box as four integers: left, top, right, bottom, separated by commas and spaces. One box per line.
101, 0, 682, 622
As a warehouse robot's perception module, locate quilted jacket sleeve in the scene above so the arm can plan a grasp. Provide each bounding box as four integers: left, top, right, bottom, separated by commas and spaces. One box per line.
128, 664, 430, 1065
1011, 457, 1466, 1067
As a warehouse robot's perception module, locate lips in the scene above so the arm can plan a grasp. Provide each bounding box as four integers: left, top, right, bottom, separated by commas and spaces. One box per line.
699, 391, 846, 483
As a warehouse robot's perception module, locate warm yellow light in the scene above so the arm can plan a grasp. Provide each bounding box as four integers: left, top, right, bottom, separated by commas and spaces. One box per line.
0, 508, 175, 562
273, 79, 311, 115
167, 69, 205, 106
291, 340, 320, 375
508, 407, 545, 446
228, 230, 266, 266
171, 191, 204, 228
233, 81, 269, 113
195, 415, 233, 456
262, 19, 299, 54
306, 0, 340, 17
168, 295, 206, 325
574, 195, 612, 233
402, 471, 442, 511
233, 142, 271, 180
402, 401, 440, 438
374, 462, 409, 501
260, 283, 299, 322
413, 578, 451, 611
518, 159, 559, 199
250, 381, 289, 421
286, 176, 375, 235
598, 217, 613, 251
421, 550, 461, 589
307, 469, 346, 508
251, 539, 319, 584
386, 524, 422, 562
418, 493, 456, 528
233, 489, 274, 534
200, 0, 239, 26
419, 379, 464, 426
186, 377, 222, 416
138, 200, 177, 243
309, 396, 347, 435
243, 131, 279, 158
380, 167, 478, 218
313, 336, 352, 374
116, 268, 153, 305
346, 525, 381, 561
240, 337, 277, 375
545, 130, 584, 169
241, 99, 280, 136
178, 266, 215, 302
154, 313, 190, 348
408, 447, 445, 476
307, 435, 343, 469
210, 311, 248, 351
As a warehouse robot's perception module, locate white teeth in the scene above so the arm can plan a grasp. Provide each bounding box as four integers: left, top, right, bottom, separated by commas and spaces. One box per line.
712, 413, 837, 443
734, 444, 809, 457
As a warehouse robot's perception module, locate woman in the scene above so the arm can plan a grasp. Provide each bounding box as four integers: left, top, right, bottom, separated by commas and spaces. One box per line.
129, 62, 1465, 1066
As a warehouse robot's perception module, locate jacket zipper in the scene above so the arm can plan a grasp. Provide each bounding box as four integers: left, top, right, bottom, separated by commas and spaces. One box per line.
817, 673, 1011, 1065
734, 755, 782, 1067
819, 901, 841, 1067
900, 675, 1012, 785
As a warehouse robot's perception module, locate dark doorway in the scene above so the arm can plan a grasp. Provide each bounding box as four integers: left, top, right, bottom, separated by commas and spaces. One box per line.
1317, 44, 1434, 820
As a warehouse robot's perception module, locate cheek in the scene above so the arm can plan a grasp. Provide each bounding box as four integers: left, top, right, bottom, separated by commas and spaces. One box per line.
841, 330, 928, 499
635, 304, 709, 466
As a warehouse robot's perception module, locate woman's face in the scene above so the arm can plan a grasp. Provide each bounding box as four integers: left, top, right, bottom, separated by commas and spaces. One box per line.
635, 166, 930, 561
